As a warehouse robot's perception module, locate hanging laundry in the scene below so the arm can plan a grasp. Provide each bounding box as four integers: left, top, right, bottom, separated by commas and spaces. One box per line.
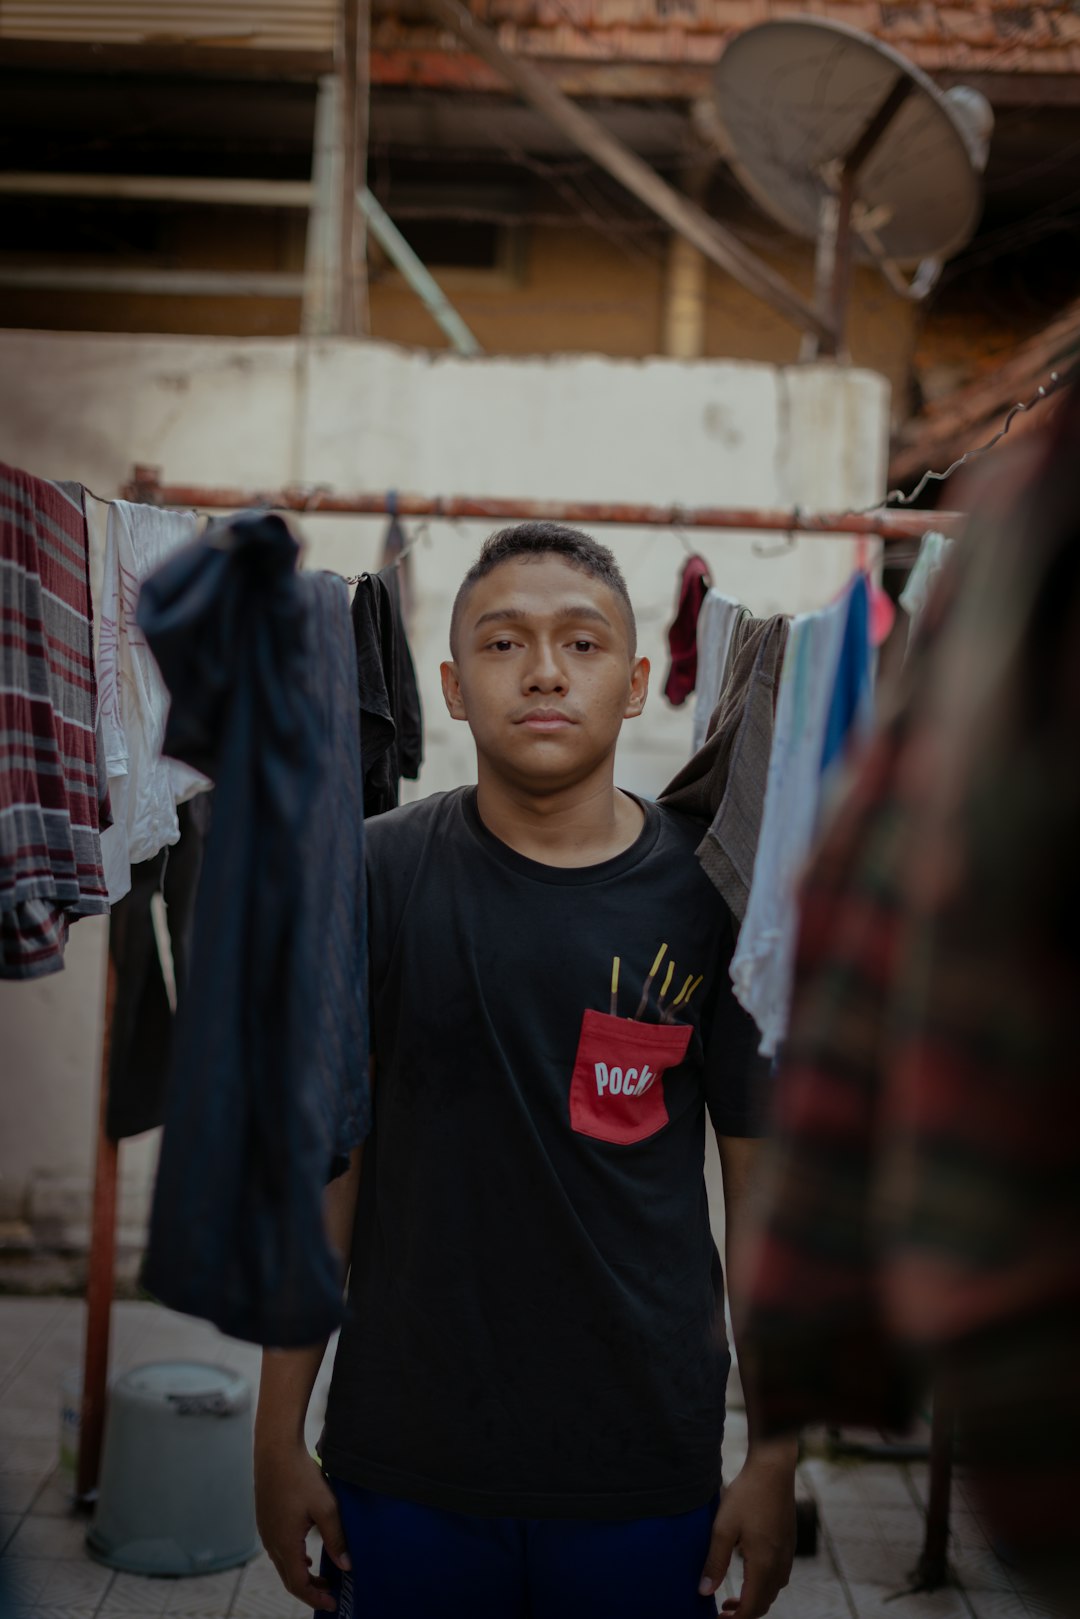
691, 591, 748, 755
660, 614, 789, 923
739, 409, 1080, 1602
662, 554, 710, 707
106, 794, 211, 1142
351, 559, 423, 818
379, 511, 415, 627
96, 500, 212, 906
137, 511, 370, 1346
0, 465, 108, 979
899, 529, 951, 645
820, 571, 873, 783
732, 580, 870, 1056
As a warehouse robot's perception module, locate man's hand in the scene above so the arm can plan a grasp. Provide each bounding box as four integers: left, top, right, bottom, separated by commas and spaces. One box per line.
698, 1442, 797, 1617
254, 1441, 351, 1614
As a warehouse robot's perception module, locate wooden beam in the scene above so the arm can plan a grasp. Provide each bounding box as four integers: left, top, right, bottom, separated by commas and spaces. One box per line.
358, 186, 482, 355
0, 268, 303, 296
337, 0, 369, 337
0, 39, 333, 80
421, 0, 832, 346
0, 173, 312, 206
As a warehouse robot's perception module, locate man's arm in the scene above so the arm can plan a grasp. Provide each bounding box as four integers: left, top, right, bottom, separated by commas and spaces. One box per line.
254, 1144, 363, 1613
699, 1133, 797, 1618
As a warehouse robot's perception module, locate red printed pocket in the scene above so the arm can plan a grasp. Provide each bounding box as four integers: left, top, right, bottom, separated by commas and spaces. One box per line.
569, 1009, 693, 1146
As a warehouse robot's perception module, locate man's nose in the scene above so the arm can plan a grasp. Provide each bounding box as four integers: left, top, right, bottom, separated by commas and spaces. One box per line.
524, 642, 567, 693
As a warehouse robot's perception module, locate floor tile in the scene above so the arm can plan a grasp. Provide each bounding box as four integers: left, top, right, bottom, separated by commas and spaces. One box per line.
4, 1511, 89, 1558
28, 1471, 80, 1517
773, 1560, 850, 1599
11, 1554, 113, 1607
18, 1606, 101, 1619
769, 1578, 853, 1619
0, 1472, 50, 1514
97, 1571, 173, 1612
230, 1555, 313, 1616
949, 1547, 1023, 1593
820, 1503, 927, 1546
964, 1590, 1056, 1619
229, 1574, 312, 1619
0, 1404, 58, 1442
948, 1510, 995, 1552
845, 1580, 973, 1618
802, 1459, 919, 1509
829, 1536, 928, 1589
0, 1436, 59, 1474
160, 1568, 244, 1614
4, 1557, 52, 1607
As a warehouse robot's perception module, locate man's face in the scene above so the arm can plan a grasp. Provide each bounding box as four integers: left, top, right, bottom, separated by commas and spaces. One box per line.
441, 556, 649, 793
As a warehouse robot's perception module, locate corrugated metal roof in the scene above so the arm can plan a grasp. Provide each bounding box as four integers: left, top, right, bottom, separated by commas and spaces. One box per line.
0, 1, 336, 50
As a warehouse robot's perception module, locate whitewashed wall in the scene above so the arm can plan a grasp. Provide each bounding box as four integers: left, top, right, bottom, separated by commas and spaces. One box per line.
0, 332, 889, 1245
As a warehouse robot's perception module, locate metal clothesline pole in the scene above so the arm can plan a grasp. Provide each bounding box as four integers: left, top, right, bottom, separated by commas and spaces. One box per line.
123, 467, 960, 541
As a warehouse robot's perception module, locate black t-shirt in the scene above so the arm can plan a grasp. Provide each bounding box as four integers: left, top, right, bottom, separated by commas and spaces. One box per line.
320, 788, 768, 1520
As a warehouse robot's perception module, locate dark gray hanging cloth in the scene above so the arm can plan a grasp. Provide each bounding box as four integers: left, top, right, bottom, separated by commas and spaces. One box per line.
660, 614, 789, 924
136, 512, 370, 1347
351, 534, 423, 817
106, 794, 211, 1142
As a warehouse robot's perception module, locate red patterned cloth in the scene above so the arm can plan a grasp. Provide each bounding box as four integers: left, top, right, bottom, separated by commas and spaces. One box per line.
0, 464, 108, 977
663, 554, 711, 706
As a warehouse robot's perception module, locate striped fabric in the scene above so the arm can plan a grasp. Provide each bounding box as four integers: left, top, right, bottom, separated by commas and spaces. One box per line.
0, 463, 108, 978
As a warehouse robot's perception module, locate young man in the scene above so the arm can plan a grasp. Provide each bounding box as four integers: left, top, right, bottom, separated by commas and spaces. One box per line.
254, 524, 796, 1619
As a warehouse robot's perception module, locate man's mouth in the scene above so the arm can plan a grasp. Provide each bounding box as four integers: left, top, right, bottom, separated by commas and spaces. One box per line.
516, 708, 577, 730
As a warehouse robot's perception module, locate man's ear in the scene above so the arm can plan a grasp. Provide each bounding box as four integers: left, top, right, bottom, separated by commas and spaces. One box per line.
624, 655, 650, 720
441, 660, 468, 722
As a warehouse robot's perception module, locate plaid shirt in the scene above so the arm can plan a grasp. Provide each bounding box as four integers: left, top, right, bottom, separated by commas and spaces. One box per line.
740, 425, 1080, 1571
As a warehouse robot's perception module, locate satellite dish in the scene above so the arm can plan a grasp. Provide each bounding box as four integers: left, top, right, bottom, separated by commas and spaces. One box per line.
712, 17, 993, 349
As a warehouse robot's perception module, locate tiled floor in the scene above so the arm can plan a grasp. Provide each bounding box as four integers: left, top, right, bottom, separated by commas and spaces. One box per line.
0, 1298, 1046, 1619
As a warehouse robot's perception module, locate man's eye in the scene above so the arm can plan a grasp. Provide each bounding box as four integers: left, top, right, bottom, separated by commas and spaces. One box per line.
572, 639, 597, 653
488, 639, 515, 652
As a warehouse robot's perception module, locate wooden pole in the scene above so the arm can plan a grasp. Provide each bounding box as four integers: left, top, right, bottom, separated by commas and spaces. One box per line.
337, 0, 370, 337
76, 947, 119, 1504
663, 161, 711, 360
423, 0, 833, 348
304, 76, 345, 335
357, 187, 482, 355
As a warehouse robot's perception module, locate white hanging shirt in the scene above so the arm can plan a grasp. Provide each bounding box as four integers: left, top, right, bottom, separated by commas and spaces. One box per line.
691, 590, 745, 755
96, 500, 211, 904
730, 592, 849, 1057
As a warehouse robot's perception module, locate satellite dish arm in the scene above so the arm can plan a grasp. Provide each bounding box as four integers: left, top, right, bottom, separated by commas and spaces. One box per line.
857, 220, 942, 302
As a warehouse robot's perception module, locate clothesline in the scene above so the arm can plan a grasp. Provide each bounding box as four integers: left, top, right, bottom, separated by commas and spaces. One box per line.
121, 466, 961, 543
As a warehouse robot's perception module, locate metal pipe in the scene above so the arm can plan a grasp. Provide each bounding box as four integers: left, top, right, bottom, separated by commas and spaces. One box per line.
76, 952, 119, 1504
123, 466, 960, 540
356, 186, 482, 357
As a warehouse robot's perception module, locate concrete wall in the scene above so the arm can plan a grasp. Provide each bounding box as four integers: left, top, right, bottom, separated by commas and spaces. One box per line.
0, 331, 890, 1246
0, 221, 918, 416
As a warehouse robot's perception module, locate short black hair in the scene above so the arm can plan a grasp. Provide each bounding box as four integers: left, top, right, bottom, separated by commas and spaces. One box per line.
450, 522, 637, 656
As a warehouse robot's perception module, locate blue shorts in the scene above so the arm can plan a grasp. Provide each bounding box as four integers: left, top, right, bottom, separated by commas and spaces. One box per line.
319, 1478, 720, 1619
